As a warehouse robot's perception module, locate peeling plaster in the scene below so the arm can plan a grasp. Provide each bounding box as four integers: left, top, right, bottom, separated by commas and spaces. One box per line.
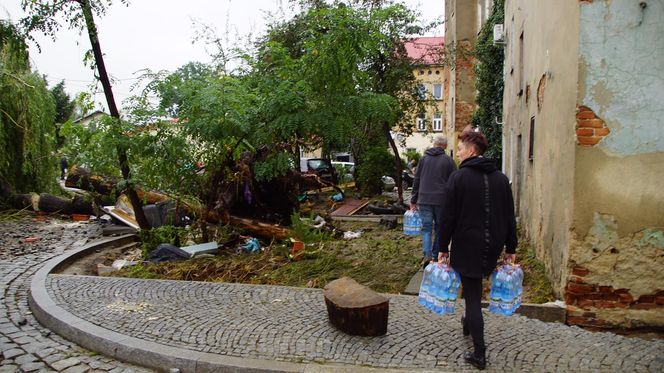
570, 212, 664, 297
579, 0, 664, 155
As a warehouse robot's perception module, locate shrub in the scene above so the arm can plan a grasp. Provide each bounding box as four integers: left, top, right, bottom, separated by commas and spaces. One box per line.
356, 146, 395, 196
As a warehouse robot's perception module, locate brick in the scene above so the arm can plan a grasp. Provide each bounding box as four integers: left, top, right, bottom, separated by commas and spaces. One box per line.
614, 288, 631, 294
569, 275, 587, 284
576, 109, 596, 120
603, 292, 620, 301
566, 316, 588, 325
567, 282, 595, 293
594, 300, 617, 309
577, 136, 601, 146
577, 118, 605, 128
638, 295, 655, 303
571, 266, 590, 277
578, 292, 604, 300
565, 293, 577, 304
577, 299, 594, 308
576, 129, 595, 138
598, 286, 613, 294
656, 296, 664, 305
594, 127, 610, 136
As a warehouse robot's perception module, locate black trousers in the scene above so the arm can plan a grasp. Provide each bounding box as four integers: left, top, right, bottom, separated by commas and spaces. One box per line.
461, 275, 486, 355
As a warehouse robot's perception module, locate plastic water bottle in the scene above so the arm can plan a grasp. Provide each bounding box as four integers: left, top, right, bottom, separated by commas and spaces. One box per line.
432, 265, 449, 314
445, 268, 460, 314
512, 265, 524, 312
418, 263, 435, 309
403, 210, 422, 236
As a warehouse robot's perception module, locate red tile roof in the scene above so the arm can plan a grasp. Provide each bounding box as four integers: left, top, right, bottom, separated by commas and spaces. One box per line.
404, 36, 445, 65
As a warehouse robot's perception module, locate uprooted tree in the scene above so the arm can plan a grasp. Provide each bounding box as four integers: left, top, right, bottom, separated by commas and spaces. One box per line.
20, 0, 151, 229
50, 1, 437, 233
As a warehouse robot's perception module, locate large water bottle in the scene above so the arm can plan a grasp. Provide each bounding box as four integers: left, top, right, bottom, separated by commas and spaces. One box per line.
490, 266, 509, 315
403, 210, 422, 236
445, 267, 460, 314
512, 265, 524, 312
500, 268, 515, 315
432, 265, 449, 314
418, 263, 435, 309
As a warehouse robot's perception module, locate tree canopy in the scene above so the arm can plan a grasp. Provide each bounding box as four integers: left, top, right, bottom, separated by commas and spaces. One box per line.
0, 20, 57, 195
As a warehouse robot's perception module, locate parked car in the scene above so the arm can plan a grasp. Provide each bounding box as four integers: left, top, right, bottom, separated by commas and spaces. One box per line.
300, 158, 338, 184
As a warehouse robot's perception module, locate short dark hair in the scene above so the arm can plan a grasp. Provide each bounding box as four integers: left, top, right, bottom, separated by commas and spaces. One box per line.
459, 128, 489, 155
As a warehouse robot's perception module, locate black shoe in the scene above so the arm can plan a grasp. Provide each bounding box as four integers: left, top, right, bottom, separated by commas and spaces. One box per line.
464, 351, 486, 370
461, 316, 469, 336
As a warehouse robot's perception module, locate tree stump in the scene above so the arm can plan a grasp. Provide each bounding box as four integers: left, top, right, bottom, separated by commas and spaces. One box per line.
323, 277, 388, 336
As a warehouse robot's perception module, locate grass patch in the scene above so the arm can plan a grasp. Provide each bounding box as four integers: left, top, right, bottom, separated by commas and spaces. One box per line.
517, 240, 555, 304
114, 220, 423, 294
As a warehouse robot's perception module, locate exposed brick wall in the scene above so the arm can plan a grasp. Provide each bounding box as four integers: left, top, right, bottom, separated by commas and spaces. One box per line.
565, 264, 663, 328
576, 105, 611, 146
454, 101, 475, 131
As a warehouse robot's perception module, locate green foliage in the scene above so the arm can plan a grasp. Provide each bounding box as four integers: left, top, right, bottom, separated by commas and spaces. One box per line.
289, 211, 333, 244
356, 146, 395, 195
139, 225, 189, 256
0, 20, 58, 194
472, 0, 505, 164
50, 80, 75, 124
403, 149, 421, 162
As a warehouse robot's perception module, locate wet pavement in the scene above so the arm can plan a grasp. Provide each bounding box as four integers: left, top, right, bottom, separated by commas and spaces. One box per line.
2, 213, 664, 372
0, 214, 153, 372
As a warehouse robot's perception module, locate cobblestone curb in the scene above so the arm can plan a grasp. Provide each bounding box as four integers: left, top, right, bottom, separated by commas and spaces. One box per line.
30, 235, 408, 373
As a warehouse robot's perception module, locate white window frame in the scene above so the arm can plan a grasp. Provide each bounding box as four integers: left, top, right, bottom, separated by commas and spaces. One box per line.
433, 83, 443, 100
433, 113, 443, 131
416, 114, 426, 131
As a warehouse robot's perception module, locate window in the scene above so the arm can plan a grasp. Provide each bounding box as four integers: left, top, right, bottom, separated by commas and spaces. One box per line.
433, 84, 443, 99
518, 31, 524, 96
433, 113, 443, 131
417, 84, 427, 100
529, 116, 535, 161
416, 114, 426, 131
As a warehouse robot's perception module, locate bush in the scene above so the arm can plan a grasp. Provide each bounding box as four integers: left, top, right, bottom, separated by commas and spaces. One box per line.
403, 149, 421, 163
356, 146, 395, 196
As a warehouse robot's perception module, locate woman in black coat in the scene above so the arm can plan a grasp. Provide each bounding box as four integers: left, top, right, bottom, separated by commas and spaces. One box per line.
438, 129, 517, 370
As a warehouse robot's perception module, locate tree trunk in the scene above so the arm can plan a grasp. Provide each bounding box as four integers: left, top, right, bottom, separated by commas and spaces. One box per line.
383, 121, 404, 204
323, 277, 389, 336
79, 0, 151, 230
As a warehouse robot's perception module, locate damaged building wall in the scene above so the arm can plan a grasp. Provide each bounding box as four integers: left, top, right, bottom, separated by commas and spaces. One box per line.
444, 0, 478, 155
567, 0, 664, 329
501, 0, 579, 294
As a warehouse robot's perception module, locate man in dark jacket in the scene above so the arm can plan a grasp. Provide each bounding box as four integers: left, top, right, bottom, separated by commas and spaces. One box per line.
438, 129, 517, 370
410, 135, 456, 266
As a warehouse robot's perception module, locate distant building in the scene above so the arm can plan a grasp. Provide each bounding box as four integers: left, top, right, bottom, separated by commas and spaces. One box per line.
396, 36, 447, 156
502, 0, 664, 329
73, 110, 108, 129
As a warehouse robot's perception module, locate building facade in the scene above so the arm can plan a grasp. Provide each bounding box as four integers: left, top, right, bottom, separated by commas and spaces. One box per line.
502, 0, 664, 329
397, 37, 447, 155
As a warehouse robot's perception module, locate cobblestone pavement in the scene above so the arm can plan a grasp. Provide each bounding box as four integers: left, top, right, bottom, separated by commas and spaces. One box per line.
3, 213, 664, 372
0, 215, 154, 372
48, 275, 664, 372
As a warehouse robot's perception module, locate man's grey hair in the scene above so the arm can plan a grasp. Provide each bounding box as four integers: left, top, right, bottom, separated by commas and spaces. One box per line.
433, 135, 448, 148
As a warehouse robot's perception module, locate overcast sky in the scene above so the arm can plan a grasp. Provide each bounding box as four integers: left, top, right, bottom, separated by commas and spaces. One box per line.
1, 0, 444, 112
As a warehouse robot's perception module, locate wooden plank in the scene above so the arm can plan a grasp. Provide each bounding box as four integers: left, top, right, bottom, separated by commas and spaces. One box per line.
330, 199, 369, 216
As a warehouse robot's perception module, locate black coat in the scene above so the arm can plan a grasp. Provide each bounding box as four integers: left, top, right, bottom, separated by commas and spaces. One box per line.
410, 147, 456, 206
439, 156, 517, 278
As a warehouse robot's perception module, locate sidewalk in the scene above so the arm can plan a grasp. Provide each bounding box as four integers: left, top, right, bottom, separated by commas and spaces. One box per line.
29, 236, 664, 372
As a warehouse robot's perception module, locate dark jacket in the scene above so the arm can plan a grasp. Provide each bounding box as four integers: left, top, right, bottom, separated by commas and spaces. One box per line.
410, 147, 456, 206
439, 156, 517, 278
